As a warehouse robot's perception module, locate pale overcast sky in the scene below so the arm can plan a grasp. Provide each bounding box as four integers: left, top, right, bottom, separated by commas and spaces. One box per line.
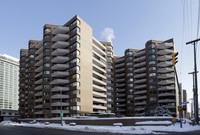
0, 0, 199, 104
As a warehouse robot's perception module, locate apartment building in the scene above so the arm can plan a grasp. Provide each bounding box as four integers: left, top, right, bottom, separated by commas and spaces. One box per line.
19, 15, 115, 118
0, 54, 19, 110
114, 39, 178, 117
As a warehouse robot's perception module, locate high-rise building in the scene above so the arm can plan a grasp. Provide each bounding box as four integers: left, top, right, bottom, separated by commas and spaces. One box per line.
114, 39, 178, 117
19, 15, 178, 118
19, 15, 114, 118
0, 54, 19, 110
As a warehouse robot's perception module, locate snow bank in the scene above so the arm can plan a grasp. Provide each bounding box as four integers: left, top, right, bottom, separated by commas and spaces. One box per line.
135, 121, 172, 125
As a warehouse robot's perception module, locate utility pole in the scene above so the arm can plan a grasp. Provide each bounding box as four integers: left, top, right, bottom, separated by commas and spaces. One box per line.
186, 38, 200, 125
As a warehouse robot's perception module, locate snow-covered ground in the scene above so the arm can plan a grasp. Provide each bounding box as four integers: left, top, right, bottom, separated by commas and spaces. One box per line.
0, 120, 200, 134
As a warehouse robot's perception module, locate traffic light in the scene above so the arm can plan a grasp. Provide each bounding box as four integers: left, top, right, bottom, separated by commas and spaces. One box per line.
172, 52, 178, 65
178, 105, 182, 111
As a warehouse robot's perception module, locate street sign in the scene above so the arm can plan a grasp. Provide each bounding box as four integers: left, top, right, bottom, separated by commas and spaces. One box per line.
181, 102, 189, 105
60, 112, 63, 117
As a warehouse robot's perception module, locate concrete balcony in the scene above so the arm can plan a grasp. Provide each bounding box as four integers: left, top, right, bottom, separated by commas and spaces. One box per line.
158, 74, 174, 79
116, 104, 126, 107
35, 104, 42, 108
115, 98, 125, 102
35, 91, 42, 96
134, 78, 146, 84
35, 47, 43, 54
52, 41, 69, 49
52, 34, 69, 41
157, 43, 173, 49
115, 63, 125, 68
116, 78, 125, 83
93, 98, 106, 104
115, 57, 125, 63
158, 86, 175, 91
93, 91, 106, 98
115, 73, 125, 78
92, 58, 106, 69
157, 49, 173, 55
134, 50, 145, 57
52, 64, 69, 71
35, 41, 43, 49
52, 56, 69, 63
158, 93, 175, 97
115, 93, 126, 98
93, 84, 106, 92
93, 37, 106, 51
135, 90, 147, 95
135, 84, 146, 89
93, 70, 106, 80
93, 64, 106, 74
158, 99, 176, 103
135, 101, 146, 105
35, 85, 43, 90
35, 59, 43, 66
115, 68, 125, 73
157, 55, 172, 61
50, 79, 69, 85
35, 111, 43, 114
157, 61, 172, 67
158, 80, 174, 85
35, 53, 43, 60
134, 73, 146, 79
52, 48, 69, 56
92, 44, 106, 56
51, 71, 69, 77
52, 26, 69, 35
158, 68, 173, 73
52, 102, 69, 106
35, 72, 42, 78
93, 105, 107, 110
134, 56, 146, 62
116, 83, 125, 88
35, 78, 42, 84
51, 110, 69, 114
35, 98, 42, 102
93, 77, 106, 86
93, 51, 106, 62
115, 88, 125, 93
51, 86, 69, 92
116, 109, 126, 112
135, 95, 147, 100
35, 66, 43, 72
134, 67, 146, 73
51, 94, 69, 99
135, 107, 145, 111
134, 61, 146, 68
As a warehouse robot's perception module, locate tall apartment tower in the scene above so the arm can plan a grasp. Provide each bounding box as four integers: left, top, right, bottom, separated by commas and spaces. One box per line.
19, 15, 114, 118
0, 54, 19, 110
114, 39, 178, 117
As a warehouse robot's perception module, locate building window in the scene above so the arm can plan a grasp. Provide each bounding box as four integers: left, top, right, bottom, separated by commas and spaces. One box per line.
44, 28, 51, 32
149, 79, 156, 83
149, 73, 156, 77
108, 86, 113, 90
44, 70, 50, 74
44, 42, 51, 46
29, 42, 34, 47
29, 60, 34, 64
149, 61, 156, 65
150, 97, 157, 101
126, 51, 133, 55
70, 42, 80, 48
70, 66, 80, 71
29, 55, 34, 58
71, 90, 80, 95
148, 55, 156, 59
70, 35, 80, 41
128, 68, 133, 71
127, 73, 133, 76
129, 78, 134, 81
70, 27, 80, 34
72, 73, 80, 79
44, 35, 51, 39
127, 62, 133, 66
107, 92, 112, 96
107, 68, 112, 72
44, 85, 50, 89
44, 49, 51, 53
107, 51, 113, 55
107, 80, 112, 84
70, 19, 80, 26
128, 84, 133, 87
70, 58, 80, 63
44, 63, 50, 67
70, 50, 80, 56
150, 85, 156, 89
107, 63, 112, 66
148, 49, 156, 53
44, 56, 50, 60
107, 45, 113, 49
107, 74, 112, 78
21, 56, 25, 60
129, 89, 134, 92
148, 43, 156, 48
21, 51, 26, 54
20, 62, 25, 65
127, 57, 132, 60
43, 77, 50, 82
71, 82, 80, 87
29, 48, 34, 52
149, 67, 156, 71
107, 56, 112, 61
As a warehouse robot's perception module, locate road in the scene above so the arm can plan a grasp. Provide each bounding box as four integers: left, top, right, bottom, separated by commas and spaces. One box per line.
0, 125, 200, 135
